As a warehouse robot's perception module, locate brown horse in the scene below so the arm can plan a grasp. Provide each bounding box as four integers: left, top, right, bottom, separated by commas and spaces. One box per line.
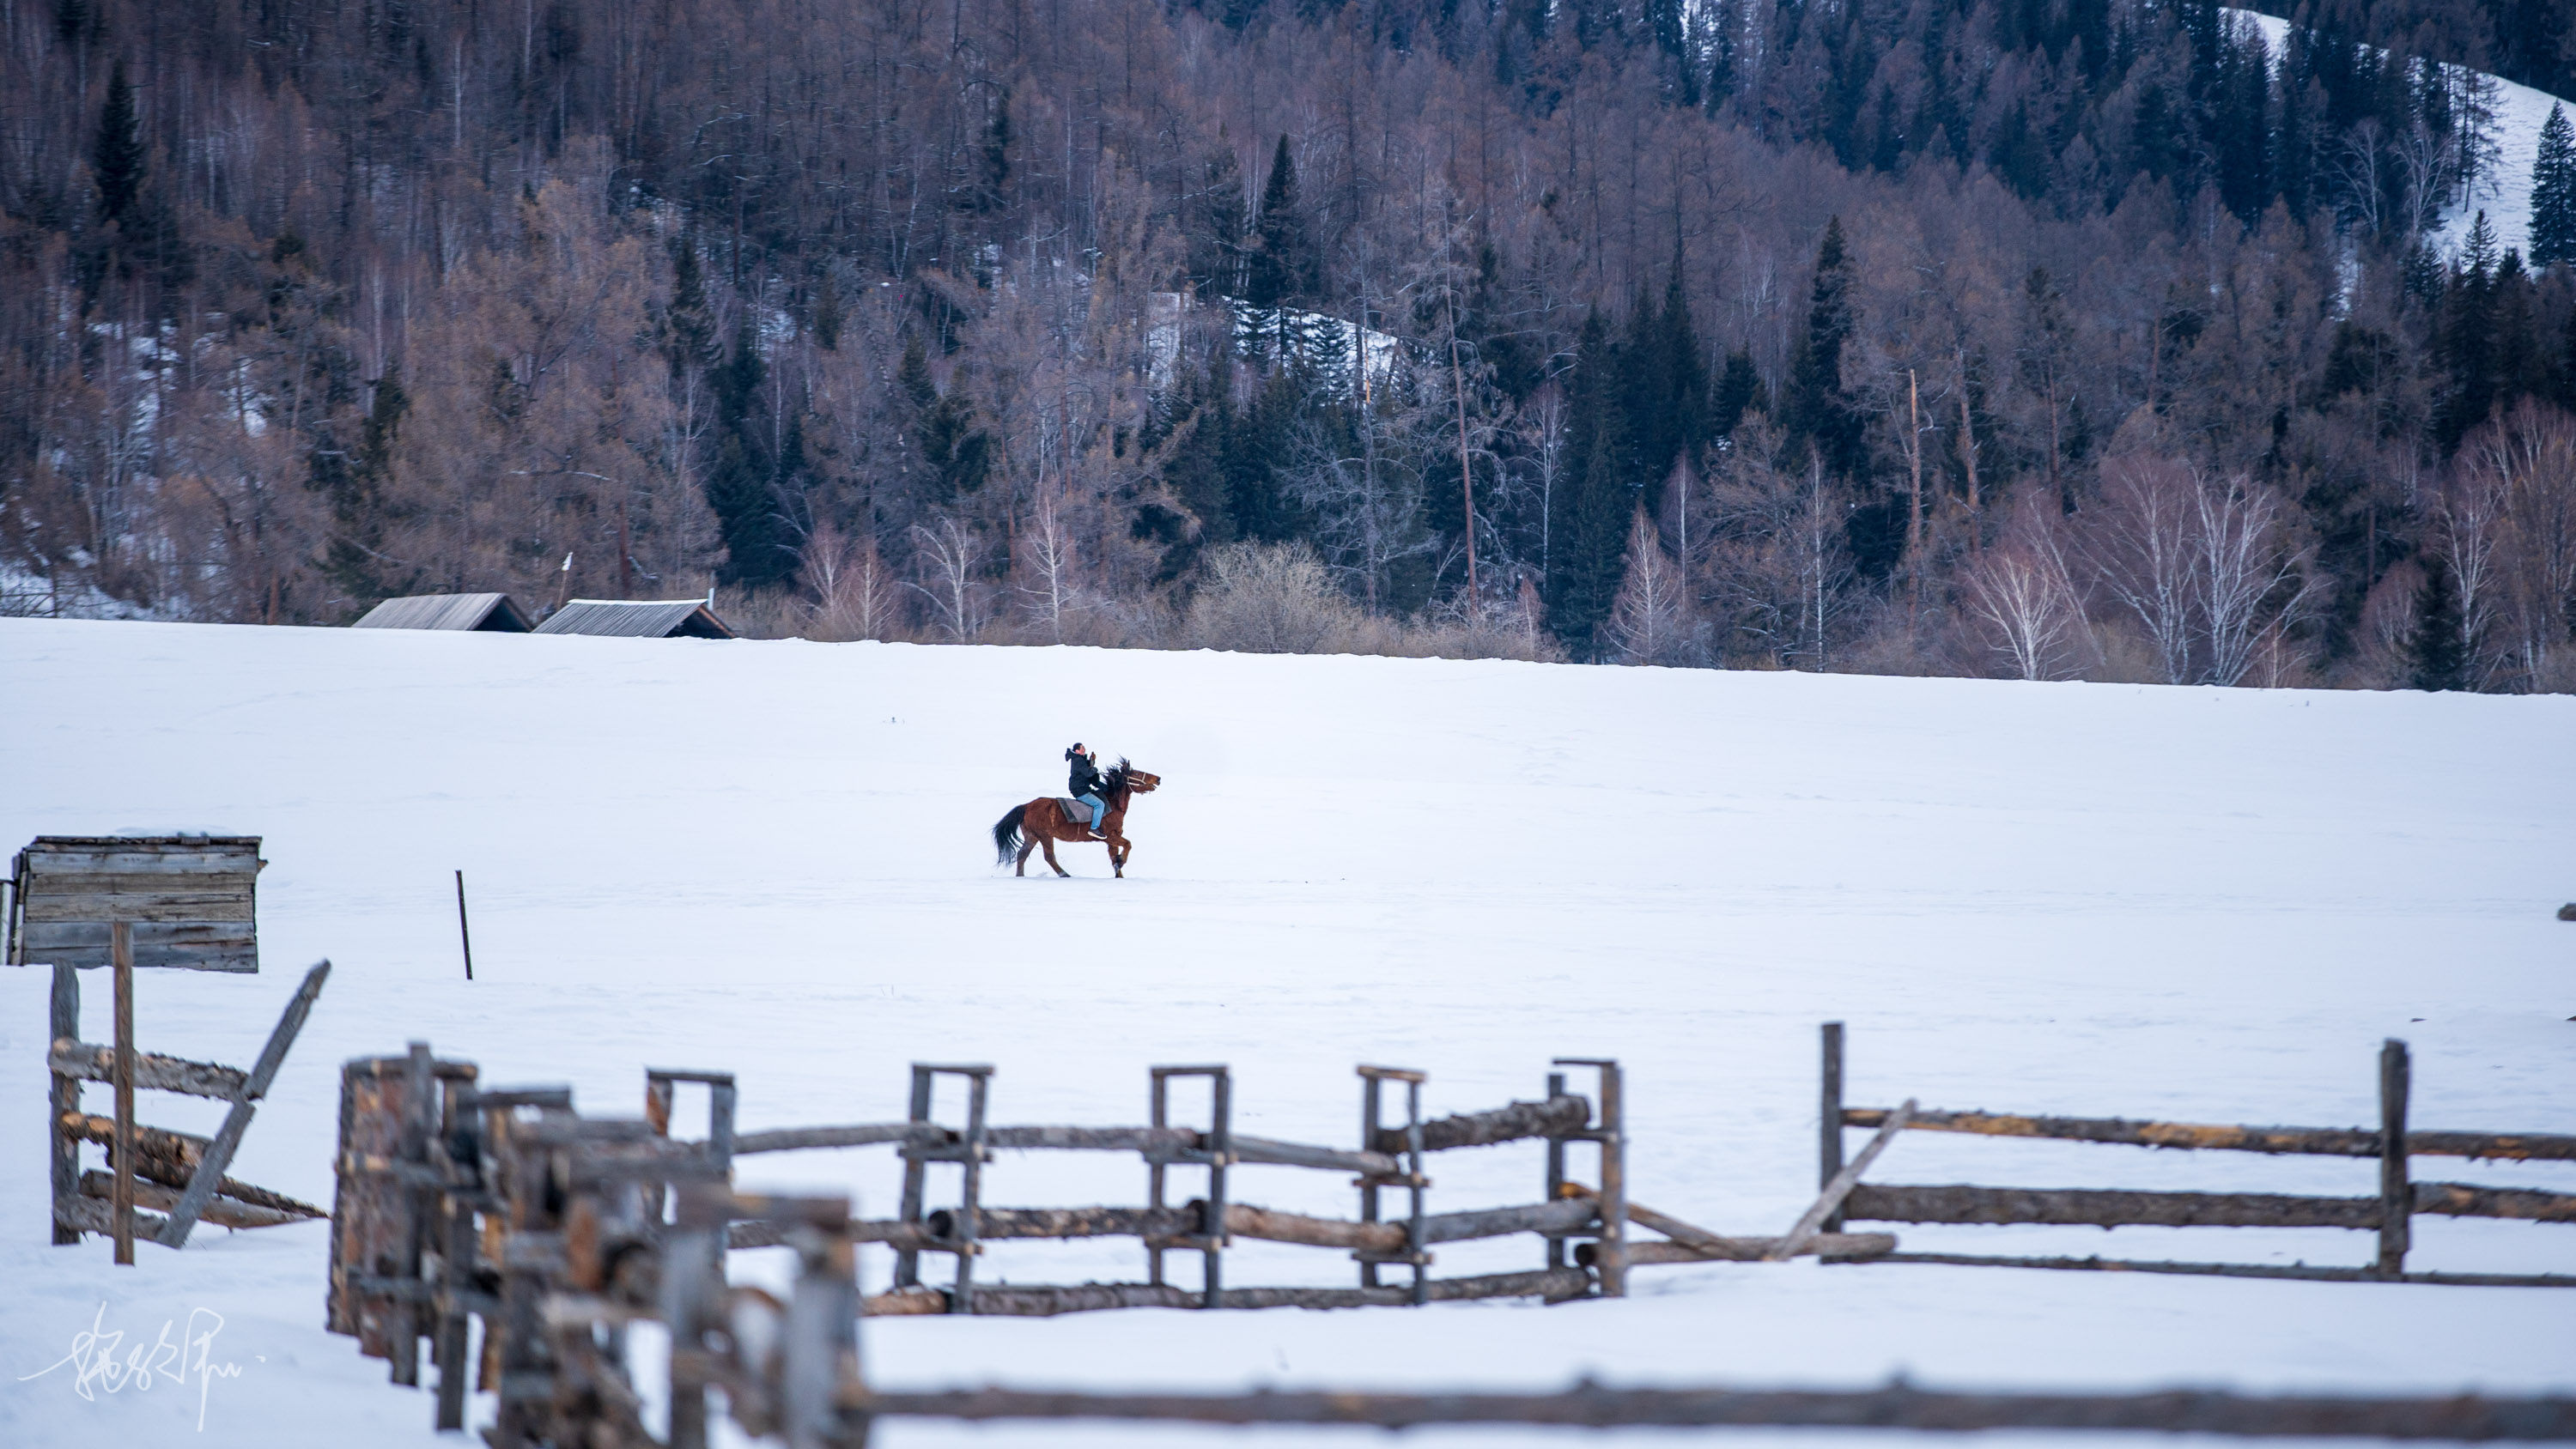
991, 760, 1162, 878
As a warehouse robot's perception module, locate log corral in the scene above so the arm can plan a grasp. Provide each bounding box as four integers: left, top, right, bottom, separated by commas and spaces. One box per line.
319, 1039, 2576, 1448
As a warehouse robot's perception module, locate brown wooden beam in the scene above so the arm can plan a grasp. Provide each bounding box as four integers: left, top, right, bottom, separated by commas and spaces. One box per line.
51, 1038, 251, 1100
1843, 1106, 2576, 1162
1844, 1183, 2385, 1229
843, 1382, 2576, 1437
1859, 1252, 2576, 1288
1367, 1094, 1590, 1155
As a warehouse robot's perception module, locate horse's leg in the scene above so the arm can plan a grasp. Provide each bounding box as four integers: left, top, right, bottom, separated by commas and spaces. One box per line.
1040, 835, 1068, 877
1015, 836, 1036, 876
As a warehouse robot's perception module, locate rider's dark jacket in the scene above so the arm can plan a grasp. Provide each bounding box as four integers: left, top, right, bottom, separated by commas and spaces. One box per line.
1067, 753, 1106, 798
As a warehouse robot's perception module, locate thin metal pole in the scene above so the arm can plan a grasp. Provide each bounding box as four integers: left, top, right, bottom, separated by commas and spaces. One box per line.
112, 920, 136, 1265
454, 870, 475, 980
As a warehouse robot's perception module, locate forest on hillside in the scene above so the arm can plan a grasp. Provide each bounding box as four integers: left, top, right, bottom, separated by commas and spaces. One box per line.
5, 0, 2576, 689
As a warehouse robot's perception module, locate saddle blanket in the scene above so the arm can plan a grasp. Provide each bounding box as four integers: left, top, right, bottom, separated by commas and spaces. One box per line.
1054, 798, 1101, 826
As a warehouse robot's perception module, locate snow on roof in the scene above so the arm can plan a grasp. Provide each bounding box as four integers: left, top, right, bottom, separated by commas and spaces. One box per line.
532, 598, 735, 639
351, 592, 534, 632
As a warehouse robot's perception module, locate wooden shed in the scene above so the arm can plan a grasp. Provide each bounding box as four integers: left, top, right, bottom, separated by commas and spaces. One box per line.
533, 597, 735, 639
352, 592, 534, 632
7, 836, 264, 973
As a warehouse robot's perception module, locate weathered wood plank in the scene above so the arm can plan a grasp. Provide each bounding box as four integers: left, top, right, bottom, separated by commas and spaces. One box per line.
1770, 1100, 1912, 1261
51, 1038, 250, 1100
57, 1195, 173, 1240
1602, 1234, 1899, 1265
23, 848, 263, 876
1844, 1106, 2576, 1162
1367, 1095, 1590, 1155
845, 1382, 2576, 1437
1861, 1252, 2576, 1288
1844, 1183, 2385, 1229
21, 919, 258, 972
78, 1170, 319, 1228
58, 1113, 329, 1216
734, 1123, 942, 1153
24, 893, 256, 925
860, 1269, 1595, 1319
158, 961, 330, 1247
2413, 1182, 2576, 1222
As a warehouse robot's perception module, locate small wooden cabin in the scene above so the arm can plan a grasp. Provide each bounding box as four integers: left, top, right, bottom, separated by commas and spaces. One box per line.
533, 598, 736, 640
352, 592, 534, 632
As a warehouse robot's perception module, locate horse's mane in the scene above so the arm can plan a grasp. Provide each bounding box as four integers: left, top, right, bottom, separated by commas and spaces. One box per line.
1106, 758, 1132, 790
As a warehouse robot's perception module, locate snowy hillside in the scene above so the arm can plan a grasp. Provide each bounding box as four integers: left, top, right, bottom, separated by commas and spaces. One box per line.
2236, 9, 2571, 260
2, 619, 2572, 1447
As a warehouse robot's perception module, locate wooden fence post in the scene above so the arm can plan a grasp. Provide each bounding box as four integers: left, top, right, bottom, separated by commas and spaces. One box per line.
1820, 1022, 1845, 1234
112, 920, 136, 1265
50, 955, 81, 1245
2379, 1039, 2410, 1276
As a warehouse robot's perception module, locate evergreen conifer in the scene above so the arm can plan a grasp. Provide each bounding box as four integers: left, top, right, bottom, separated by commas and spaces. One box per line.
2530, 103, 2576, 268
2408, 558, 2467, 691
93, 61, 144, 228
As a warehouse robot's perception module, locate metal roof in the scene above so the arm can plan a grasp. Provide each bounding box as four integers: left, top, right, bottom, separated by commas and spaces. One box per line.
532, 598, 736, 640
352, 592, 534, 632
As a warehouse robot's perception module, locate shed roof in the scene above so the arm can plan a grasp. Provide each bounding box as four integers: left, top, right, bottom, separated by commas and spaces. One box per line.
532, 598, 736, 640
352, 592, 534, 632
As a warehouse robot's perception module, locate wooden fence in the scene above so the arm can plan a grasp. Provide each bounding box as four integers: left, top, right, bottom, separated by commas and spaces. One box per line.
327, 1047, 1896, 1440
1816, 1022, 2576, 1286
327, 1040, 2576, 1446
13, 840, 330, 1258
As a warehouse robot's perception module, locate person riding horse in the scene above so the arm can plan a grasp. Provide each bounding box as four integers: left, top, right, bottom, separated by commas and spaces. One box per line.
1066, 743, 1109, 839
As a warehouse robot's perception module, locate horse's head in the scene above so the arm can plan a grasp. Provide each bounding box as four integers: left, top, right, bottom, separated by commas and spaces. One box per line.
1112, 759, 1161, 794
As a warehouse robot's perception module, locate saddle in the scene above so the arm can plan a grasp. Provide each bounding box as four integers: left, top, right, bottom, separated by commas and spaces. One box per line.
1054, 798, 1105, 833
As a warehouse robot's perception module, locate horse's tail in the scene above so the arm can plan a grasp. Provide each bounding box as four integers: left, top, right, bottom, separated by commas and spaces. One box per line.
992, 804, 1028, 865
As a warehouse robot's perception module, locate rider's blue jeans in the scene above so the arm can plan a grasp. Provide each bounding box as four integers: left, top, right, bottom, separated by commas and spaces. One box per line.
1078, 793, 1106, 830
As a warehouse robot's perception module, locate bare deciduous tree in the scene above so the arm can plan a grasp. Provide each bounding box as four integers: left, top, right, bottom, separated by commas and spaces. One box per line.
1964, 500, 2088, 681
906, 515, 991, 642
1604, 506, 1695, 665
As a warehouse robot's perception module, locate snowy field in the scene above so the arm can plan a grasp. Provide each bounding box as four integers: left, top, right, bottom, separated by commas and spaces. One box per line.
2, 616, 2573, 1448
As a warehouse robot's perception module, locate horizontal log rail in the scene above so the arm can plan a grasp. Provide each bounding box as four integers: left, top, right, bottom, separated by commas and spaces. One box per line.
860, 1268, 1595, 1319
51, 1038, 250, 1100
1589, 1235, 1897, 1266
1367, 1094, 1590, 1154
1843, 1106, 2576, 1162
76, 1169, 320, 1228
58, 1110, 327, 1216
1857, 1252, 2576, 1288
727, 1119, 1417, 1176
841, 1380, 2576, 1438
1845, 1181, 2576, 1229
1849, 1183, 2383, 1229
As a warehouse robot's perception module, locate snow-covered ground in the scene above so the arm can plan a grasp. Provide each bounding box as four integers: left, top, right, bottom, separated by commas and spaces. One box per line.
2, 617, 2572, 1449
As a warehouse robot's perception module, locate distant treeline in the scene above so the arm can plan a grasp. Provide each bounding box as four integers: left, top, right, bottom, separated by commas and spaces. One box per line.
2, 0, 2572, 690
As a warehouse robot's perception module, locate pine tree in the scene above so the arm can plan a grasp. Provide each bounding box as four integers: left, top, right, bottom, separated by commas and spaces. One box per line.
662, 236, 718, 374
707, 320, 798, 588
93, 60, 145, 228
2408, 557, 2466, 691
1786, 216, 1861, 476
1245, 136, 1311, 307
1710, 349, 1765, 437
2530, 104, 2576, 269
